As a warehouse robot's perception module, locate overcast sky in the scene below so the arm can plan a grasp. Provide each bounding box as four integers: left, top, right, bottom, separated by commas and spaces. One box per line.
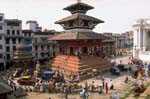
0, 0, 150, 33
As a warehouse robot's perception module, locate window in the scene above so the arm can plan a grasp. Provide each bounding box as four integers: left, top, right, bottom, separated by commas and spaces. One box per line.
35, 46, 38, 51
0, 16, 2, 21
41, 46, 44, 50
28, 33, 31, 37
12, 39, 16, 44
6, 46, 10, 52
29, 46, 32, 50
13, 46, 16, 51
18, 38, 21, 44
0, 45, 2, 49
0, 26, 2, 30
7, 22, 19, 26
12, 30, 15, 35
0, 53, 2, 58
47, 45, 49, 49
24, 33, 27, 37
17, 30, 20, 35
6, 38, 10, 44
35, 53, 38, 57
34, 39, 37, 43
0, 36, 2, 40
41, 52, 44, 57
7, 30, 10, 35
7, 54, 10, 60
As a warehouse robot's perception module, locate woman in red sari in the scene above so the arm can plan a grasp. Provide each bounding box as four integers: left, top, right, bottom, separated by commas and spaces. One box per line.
105, 82, 108, 94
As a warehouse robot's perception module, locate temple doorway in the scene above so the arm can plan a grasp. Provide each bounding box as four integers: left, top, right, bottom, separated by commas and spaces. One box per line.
70, 47, 74, 55
83, 47, 88, 55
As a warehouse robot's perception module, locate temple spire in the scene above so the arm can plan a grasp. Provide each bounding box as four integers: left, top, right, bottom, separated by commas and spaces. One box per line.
56, 1, 104, 30
77, 0, 81, 3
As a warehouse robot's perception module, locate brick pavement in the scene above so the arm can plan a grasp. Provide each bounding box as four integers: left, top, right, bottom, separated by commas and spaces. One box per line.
27, 56, 134, 99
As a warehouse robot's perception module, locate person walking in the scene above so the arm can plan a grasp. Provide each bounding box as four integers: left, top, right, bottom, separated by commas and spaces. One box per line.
98, 86, 103, 94
64, 87, 68, 99
109, 80, 114, 90
80, 88, 88, 99
105, 82, 108, 94
102, 78, 105, 89
91, 81, 95, 92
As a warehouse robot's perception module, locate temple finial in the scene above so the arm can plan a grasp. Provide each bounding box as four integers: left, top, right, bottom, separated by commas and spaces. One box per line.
76, 0, 81, 3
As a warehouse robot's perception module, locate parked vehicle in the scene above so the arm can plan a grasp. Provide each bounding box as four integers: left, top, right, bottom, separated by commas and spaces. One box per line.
110, 67, 120, 75
118, 64, 128, 71
17, 76, 35, 86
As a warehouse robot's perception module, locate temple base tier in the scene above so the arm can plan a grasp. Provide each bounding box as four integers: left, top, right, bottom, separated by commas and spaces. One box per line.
50, 55, 112, 81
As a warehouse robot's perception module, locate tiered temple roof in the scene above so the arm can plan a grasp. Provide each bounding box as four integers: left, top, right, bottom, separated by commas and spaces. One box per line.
49, 32, 108, 40
51, 1, 104, 31
63, 1, 94, 14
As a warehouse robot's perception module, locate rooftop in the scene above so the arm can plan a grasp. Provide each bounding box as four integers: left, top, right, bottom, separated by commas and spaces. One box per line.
48, 31, 108, 41
26, 20, 37, 24
55, 13, 104, 24
4, 19, 22, 23
22, 30, 33, 33
34, 31, 56, 35
63, 1, 94, 14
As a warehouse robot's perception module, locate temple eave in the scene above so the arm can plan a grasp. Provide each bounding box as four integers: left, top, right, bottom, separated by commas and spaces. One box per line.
55, 13, 104, 24
48, 32, 107, 41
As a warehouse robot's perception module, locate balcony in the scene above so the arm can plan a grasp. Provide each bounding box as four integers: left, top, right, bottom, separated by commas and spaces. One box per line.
5, 34, 23, 38
33, 41, 53, 45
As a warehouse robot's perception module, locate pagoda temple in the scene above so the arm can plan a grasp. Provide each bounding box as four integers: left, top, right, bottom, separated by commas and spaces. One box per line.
48, 1, 115, 80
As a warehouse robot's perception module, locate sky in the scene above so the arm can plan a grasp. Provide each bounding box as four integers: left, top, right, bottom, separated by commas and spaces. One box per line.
0, 0, 150, 33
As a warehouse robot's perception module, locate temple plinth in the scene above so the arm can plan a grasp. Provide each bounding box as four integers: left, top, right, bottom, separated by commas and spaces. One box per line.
48, 1, 115, 80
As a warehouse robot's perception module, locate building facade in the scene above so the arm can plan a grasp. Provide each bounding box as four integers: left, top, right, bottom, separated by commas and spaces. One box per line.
0, 13, 23, 70
103, 32, 132, 49
133, 18, 150, 59
0, 13, 6, 70
122, 31, 133, 48
32, 31, 57, 62
0, 14, 59, 70
23, 20, 60, 62
4, 19, 23, 67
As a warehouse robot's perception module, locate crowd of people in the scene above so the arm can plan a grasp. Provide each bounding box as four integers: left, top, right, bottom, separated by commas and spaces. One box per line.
1, 56, 150, 99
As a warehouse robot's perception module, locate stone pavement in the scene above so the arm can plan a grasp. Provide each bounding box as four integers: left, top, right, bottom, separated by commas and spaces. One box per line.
27, 56, 132, 99
27, 92, 110, 99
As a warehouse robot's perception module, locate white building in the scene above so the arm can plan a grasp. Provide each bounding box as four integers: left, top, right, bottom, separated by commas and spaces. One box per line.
0, 13, 6, 70
26, 20, 42, 32
4, 19, 23, 66
133, 18, 150, 61
0, 13, 23, 70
